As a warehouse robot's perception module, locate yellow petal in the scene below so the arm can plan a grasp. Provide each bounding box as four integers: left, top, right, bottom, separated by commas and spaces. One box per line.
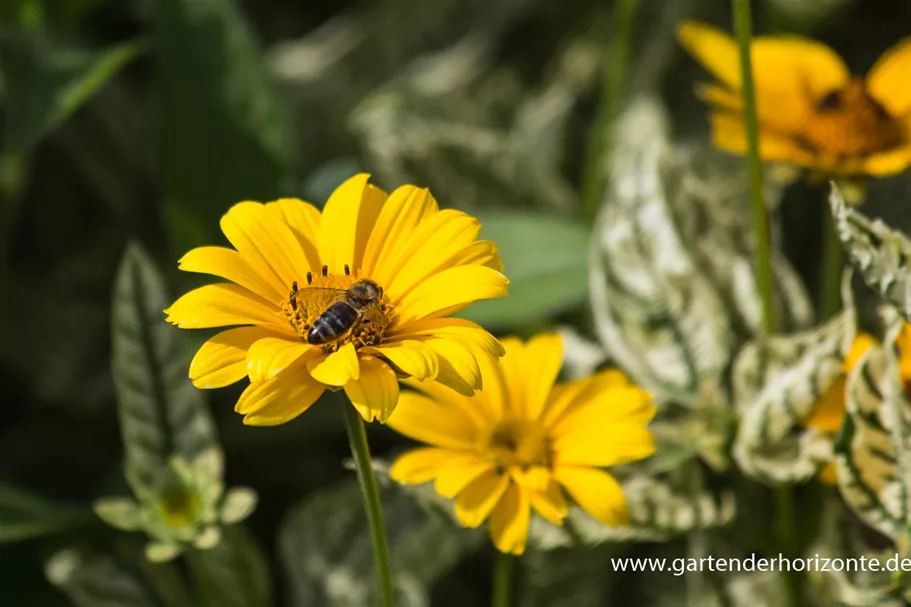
307, 342, 360, 386
165, 284, 290, 332
234, 365, 325, 426
178, 246, 284, 302
487, 483, 530, 555
390, 447, 457, 484
219, 201, 313, 291
805, 378, 846, 435
549, 383, 655, 439
382, 209, 482, 298
710, 112, 817, 167
361, 185, 439, 278
434, 454, 494, 498
386, 388, 483, 449
818, 462, 839, 486
861, 142, 911, 177
553, 425, 656, 467
695, 83, 742, 111
190, 327, 277, 388
454, 470, 509, 528
867, 37, 911, 118
679, 21, 849, 131
344, 355, 400, 423
846, 333, 878, 372
265, 198, 322, 272
540, 370, 629, 430
389, 317, 504, 359
419, 339, 479, 396
528, 478, 568, 526
508, 333, 563, 420
553, 467, 629, 527
405, 378, 491, 428
362, 341, 439, 380
395, 265, 509, 325
317, 173, 386, 275
246, 337, 316, 382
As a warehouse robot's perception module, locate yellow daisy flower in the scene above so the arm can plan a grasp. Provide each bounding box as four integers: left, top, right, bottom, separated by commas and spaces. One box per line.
678, 20, 911, 178
165, 174, 508, 426
806, 327, 911, 484
387, 333, 656, 555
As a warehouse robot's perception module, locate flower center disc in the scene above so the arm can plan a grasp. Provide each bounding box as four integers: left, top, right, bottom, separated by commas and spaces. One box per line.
802, 78, 906, 159
160, 484, 200, 528
281, 271, 393, 353
486, 418, 552, 470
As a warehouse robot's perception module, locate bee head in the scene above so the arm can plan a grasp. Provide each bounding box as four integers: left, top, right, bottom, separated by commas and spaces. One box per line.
348, 279, 382, 309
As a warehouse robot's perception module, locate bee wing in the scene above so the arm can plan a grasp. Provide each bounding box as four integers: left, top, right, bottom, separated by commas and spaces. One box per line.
292, 286, 350, 312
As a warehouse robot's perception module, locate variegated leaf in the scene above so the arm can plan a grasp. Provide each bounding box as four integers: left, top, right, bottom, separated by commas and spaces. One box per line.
830, 183, 911, 322
834, 312, 911, 542
590, 98, 812, 405
528, 473, 735, 549
590, 98, 732, 404
732, 301, 856, 483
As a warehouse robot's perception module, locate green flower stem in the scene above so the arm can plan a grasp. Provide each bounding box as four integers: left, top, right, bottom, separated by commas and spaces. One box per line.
819, 203, 845, 320
733, 0, 776, 336
580, 0, 639, 222
732, 2, 799, 605
342, 403, 394, 607
491, 552, 514, 607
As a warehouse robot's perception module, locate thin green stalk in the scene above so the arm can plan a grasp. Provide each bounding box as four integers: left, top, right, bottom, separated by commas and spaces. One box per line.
342, 404, 394, 607
733, 2, 798, 605
491, 552, 514, 607
732, 0, 776, 335
819, 204, 845, 320
580, 0, 639, 222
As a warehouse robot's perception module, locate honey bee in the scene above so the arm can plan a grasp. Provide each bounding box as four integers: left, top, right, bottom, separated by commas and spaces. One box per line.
288, 266, 384, 345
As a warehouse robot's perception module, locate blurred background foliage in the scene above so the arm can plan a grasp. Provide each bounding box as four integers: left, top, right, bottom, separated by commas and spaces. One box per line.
6, 0, 911, 605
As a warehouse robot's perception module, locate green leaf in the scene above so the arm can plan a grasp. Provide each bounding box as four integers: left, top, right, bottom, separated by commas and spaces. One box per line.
732, 299, 855, 484
152, 0, 292, 254
219, 488, 257, 525
111, 242, 218, 493
93, 497, 143, 532
184, 525, 272, 607
280, 479, 482, 607
458, 212, 589, 328
45, 548, 164, 607
0, 483, 88, 542
0, 28, 141, 150
830, 183, 911, 323
834, 311, 911, 543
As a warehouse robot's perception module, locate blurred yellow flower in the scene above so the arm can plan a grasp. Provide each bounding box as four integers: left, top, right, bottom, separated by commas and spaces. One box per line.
806, 328, 911, 484
165, 174, 508, 426
678, 21, 911, 178
387, 333, 656, 555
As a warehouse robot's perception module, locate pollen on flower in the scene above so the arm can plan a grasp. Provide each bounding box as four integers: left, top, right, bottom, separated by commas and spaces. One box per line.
800, 78, 906, 159
280, 268, 394, 353
485, 418, 553, 471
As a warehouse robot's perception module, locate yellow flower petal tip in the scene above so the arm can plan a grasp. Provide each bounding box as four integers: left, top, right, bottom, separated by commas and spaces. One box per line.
167, 174, 506, 425
385, 332, 655, 555
678, 19, 911, 180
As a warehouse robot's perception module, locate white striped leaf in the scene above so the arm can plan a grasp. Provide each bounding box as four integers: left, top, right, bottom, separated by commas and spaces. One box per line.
590, 98, 812, 405
834, 313, 911, 541
830, 184, 911, 322
732, 303, 856, 483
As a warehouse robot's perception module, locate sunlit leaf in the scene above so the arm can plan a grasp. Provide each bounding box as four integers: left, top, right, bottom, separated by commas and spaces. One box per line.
732, 302, 855, 483
152, 0, 292, 254
830, 183, 911, 323
834, 311, 911, 542
280, 478, 482, 607
458, 212, 589, 328
0, 483, 88, 543
0, 28, 141, 150
111, 242, 218, 493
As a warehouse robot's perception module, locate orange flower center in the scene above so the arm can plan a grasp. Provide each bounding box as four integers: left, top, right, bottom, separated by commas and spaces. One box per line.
485, 418, 552, 471
280, 264, 393, 353
800, 77, 905, 159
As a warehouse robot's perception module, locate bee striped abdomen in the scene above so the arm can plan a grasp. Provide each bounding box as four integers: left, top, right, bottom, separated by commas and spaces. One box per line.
307, 302, 359, 345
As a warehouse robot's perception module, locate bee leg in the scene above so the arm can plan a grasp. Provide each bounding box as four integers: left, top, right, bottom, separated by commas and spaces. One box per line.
344, 264, 350, 276
306, 272, 313, 285
321, 265, 328, 277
